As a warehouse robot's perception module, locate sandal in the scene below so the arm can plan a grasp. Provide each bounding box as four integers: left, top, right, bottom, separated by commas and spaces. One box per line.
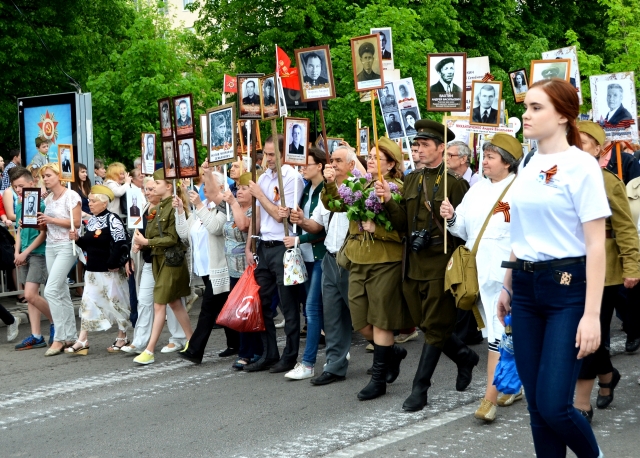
107, 336, 129, 353
232, 357, 251, 370
65, 339, 90, 356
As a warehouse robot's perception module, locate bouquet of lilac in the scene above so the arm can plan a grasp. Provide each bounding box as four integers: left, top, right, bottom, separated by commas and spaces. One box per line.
327, 169, 402, 232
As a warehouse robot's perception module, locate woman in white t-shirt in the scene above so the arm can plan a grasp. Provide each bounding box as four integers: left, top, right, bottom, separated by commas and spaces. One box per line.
497, 79, 608, 458
38, 163, 82, 356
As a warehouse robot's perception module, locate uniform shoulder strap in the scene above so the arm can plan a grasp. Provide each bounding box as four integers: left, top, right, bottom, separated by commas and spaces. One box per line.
471, 177, 515, 255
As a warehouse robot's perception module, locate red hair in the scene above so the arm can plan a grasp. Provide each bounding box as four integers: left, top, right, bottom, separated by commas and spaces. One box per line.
529, 78, 581, 147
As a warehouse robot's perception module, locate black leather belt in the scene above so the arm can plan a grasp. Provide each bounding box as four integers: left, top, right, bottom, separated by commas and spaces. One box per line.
261, 240, 284, 248
327, 252, 337, 258
501, 256, 586, 272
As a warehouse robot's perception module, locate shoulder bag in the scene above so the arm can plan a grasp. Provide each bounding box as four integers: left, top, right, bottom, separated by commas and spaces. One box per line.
156, 214, 186, 267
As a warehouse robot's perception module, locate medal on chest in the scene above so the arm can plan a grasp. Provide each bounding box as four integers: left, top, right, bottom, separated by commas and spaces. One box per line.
94, 229, 102, 238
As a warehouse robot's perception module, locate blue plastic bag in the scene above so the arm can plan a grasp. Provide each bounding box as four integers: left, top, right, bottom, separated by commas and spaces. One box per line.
493, 314, 522, 395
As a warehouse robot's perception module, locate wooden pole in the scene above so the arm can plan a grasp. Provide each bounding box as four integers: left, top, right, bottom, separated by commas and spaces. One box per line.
615, 142, 623, 180
369, 90, 382, 183
318, 101, 328, 154
250, 120, 257, 253
270, 118, 289, 237
443, 115, 448, 255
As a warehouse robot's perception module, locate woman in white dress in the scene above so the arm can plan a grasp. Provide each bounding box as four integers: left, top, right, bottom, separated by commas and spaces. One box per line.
440, 133, 523, 422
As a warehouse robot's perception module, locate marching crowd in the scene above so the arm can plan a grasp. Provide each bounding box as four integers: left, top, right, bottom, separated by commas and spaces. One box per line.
2, 78, 640, 457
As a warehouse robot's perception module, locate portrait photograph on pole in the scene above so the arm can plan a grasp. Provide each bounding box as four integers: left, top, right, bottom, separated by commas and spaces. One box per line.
176, 137, 198, 178
427, 53, 467, 111
358, 127, 370, 156
469, 80, 503, 127
508, 69, 529, 103
158, 97, 173, 138
141, 132, 156, 175
590, 72, 638, 142
21, 187, 41, 229
350, 34, 384, 92
370, 27, 394, 71
237, 119, 262, 154
200, 114, 208, 146
57, 143, 74, 182
162, 139, 177, 179
172, 94, 194, 136
295, 45, 336, 102
259, 74, 280, 120
529, 59, 571, 85
237, 74, 264, 120
207, 103, 236, 165
542, 46, 582, 103
283, 117, 310, 166
382, 110, 404, 139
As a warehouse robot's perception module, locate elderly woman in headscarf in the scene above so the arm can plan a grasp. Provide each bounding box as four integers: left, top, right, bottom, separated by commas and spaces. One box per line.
66, 185, 131, 354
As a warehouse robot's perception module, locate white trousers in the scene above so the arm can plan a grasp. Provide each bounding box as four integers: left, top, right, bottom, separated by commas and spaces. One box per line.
45, 243, 79, 342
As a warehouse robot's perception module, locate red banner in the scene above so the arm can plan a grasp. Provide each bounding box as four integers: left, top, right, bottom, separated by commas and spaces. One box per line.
224, 74, 237, 93
276, 46, 301, 91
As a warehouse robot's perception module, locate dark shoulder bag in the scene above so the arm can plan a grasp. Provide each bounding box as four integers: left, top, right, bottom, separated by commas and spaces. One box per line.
156, 215, 185, 267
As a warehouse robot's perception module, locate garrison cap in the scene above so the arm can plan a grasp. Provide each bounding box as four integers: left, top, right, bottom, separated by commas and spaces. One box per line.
376, 137, 403, 171
153, 168, 166, 181
435, 57, 455, 73
577, 121, 606, 146
238, 171, 262, 186
90, 185, 115, 202
414, 119, 455, 143
488, 133, 523, 160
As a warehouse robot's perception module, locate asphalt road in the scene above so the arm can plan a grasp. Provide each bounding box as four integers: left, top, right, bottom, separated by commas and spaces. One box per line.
1, 300, 639, 458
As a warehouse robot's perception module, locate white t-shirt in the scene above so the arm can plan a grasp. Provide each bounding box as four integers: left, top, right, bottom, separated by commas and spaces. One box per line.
44, 189, 82, 244
510, 146, 611, 262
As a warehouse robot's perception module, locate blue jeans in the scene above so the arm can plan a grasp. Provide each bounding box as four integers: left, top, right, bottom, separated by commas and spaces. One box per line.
511, 262, 600, 458
302, 260, 323, 366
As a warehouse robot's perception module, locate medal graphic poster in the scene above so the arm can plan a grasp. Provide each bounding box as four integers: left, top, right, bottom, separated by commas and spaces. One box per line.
23, 103, 73, 168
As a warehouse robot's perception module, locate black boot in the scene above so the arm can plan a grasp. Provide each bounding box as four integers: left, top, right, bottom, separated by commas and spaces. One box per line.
358, 344, 390, 401
442, 333, 479, 391
402, 343, 442, 412
386, 344, 407, 384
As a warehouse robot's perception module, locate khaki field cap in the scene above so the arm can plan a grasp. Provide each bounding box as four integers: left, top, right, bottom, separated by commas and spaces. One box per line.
577, 121, 606, 146
376, 137, 403, 167
153, 168, 166, 181
414, 119, 456, 143
90, 185, 115, 202
238, 171, 262, 186
489, 133, 523, 160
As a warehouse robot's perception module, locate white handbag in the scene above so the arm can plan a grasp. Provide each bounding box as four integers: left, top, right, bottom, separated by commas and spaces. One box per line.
283, 239, 308, 285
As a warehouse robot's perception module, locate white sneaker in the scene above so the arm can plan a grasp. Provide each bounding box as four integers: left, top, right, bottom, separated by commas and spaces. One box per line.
275, 319, 285, 329
7, 316, 20, 341
284, 362, 314, 380
121, 344, 142, 354
161, 343, 183, 353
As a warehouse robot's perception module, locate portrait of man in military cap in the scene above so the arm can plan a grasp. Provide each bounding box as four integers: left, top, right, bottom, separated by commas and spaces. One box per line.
530, 59, 571, 86
427, 53, 466, 111
259, 74, 280, 120
158, 98, 173, 138
384, 111, 404, 139
162, 140, 177, 179
350, 34, 384, 92
207, 103, 236, 165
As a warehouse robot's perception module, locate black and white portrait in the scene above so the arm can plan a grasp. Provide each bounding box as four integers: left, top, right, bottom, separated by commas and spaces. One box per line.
350, 34, 384, 92
509, 69, 529, 104
125, 185, 145, 229
296, 46, 336, 102
163, 140, 177, 179
358, 127, 369, 156
370, 27, 393, 68
327, 138, 342, 154
394, 78, 418, 109
543, 46, 582, 103
177, 137, 197, 178
173, 94, 194, 136
141, 133, 156, 175
378, 83, 396, 112
277, 76, 288, 117
590, 72, 638, 142
469, 81, 502, 127
530, 59, 571, 85
207, 103, 236, 165
238, 75, 262, 119
21, 188, 40, 228
428, 53, 466, 111
158, 98, 173, 138
383, 111, 404, 139
283, 117, 309, 166
401, 108, 419, 136
57, 144, 74, 182
260, 74, 279, 120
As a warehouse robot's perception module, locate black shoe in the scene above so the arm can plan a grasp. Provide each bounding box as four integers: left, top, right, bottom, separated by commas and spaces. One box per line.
403, 343, 442, 412
310, 371, 346, 386
300, 325, 307, 338
386, 344, 407, 384
366, 365, 373, 375
625, 336, 640, 353
218, 347, 238, 358
244, 357, 278, 372
269, 359, 297, 373
318, 334, 326, 347
358, 344, 390, 401
177, 350, 202, 365
212, 324, 223, 330
443, 333, 479, 392
596, 368, 620, 409
577, 405, 594, 424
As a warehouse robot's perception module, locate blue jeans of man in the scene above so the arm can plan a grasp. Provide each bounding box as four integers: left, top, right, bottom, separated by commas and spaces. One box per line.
302, 260, 323, 366
511, 262, 600, 458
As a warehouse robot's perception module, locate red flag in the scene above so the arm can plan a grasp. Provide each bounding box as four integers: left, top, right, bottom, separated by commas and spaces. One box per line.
224, 74, 237, 93
276, 46, 301, 91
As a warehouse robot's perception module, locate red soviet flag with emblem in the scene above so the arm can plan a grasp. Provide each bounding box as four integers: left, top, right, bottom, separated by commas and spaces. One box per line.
276, 46, 301, 91
223, 74, 237, 93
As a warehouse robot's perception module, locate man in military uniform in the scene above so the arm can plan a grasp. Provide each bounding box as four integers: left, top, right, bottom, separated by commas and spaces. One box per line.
375, 119, 479, 412
356, 41, 380, 82
242, 80, 260, 105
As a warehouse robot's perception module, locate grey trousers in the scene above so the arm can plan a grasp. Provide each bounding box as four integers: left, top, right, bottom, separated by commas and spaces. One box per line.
45, 243, 78, 342
321, 254, 351, 377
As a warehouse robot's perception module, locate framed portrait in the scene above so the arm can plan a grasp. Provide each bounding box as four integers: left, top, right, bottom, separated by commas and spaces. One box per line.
509, 69, 529, 104
259, 74, 280, 120
207, 103, 236, 166
158, 98, 173, 138
237, 120, 262, 154
469, 80, 503, 127
200, 114, 208, 146
382, 110, 404, 139
141, 133, 156, 175
358, 127, 370, 156
370, 27, 394, 71
464, 56, 490, 113
283, 117, 310, 166
276, 76, 288, 117
21, 187, 41, 229
162, 139, 177, 179
295, 45, 336, 102
542, 46, 582, 104
125, 185, 145, 230
172, 94, 194, 136
315, 135, 344, 154
57, 143, 74, 182
350, 34, 385, 92
394, 78, 418, 109
530, 59, 571, 85
401, 108, 419, 137
590, 72, 638, 142
237, 73, 264, 119
378, 82, 397, 113
176, 137, 198, 178
427, 53, 467, 112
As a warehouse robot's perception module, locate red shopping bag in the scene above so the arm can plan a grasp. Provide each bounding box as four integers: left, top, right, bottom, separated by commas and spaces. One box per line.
216, 264, 265, 332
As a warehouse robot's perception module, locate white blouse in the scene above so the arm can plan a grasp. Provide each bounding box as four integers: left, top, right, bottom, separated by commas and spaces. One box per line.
44, 189, 81, 244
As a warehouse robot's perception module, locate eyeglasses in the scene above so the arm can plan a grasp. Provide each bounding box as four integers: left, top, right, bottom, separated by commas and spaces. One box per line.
365, 155, 387, 162
446, 153, 460, 159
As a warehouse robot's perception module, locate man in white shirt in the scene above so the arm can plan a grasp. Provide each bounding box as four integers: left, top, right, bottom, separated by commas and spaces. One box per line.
447, 141, 479, 187
289, 145, 356, 385
245, 134, 305, 373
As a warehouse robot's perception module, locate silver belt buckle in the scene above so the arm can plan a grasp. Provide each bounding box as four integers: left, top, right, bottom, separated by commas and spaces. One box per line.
523, 261, 534, 272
